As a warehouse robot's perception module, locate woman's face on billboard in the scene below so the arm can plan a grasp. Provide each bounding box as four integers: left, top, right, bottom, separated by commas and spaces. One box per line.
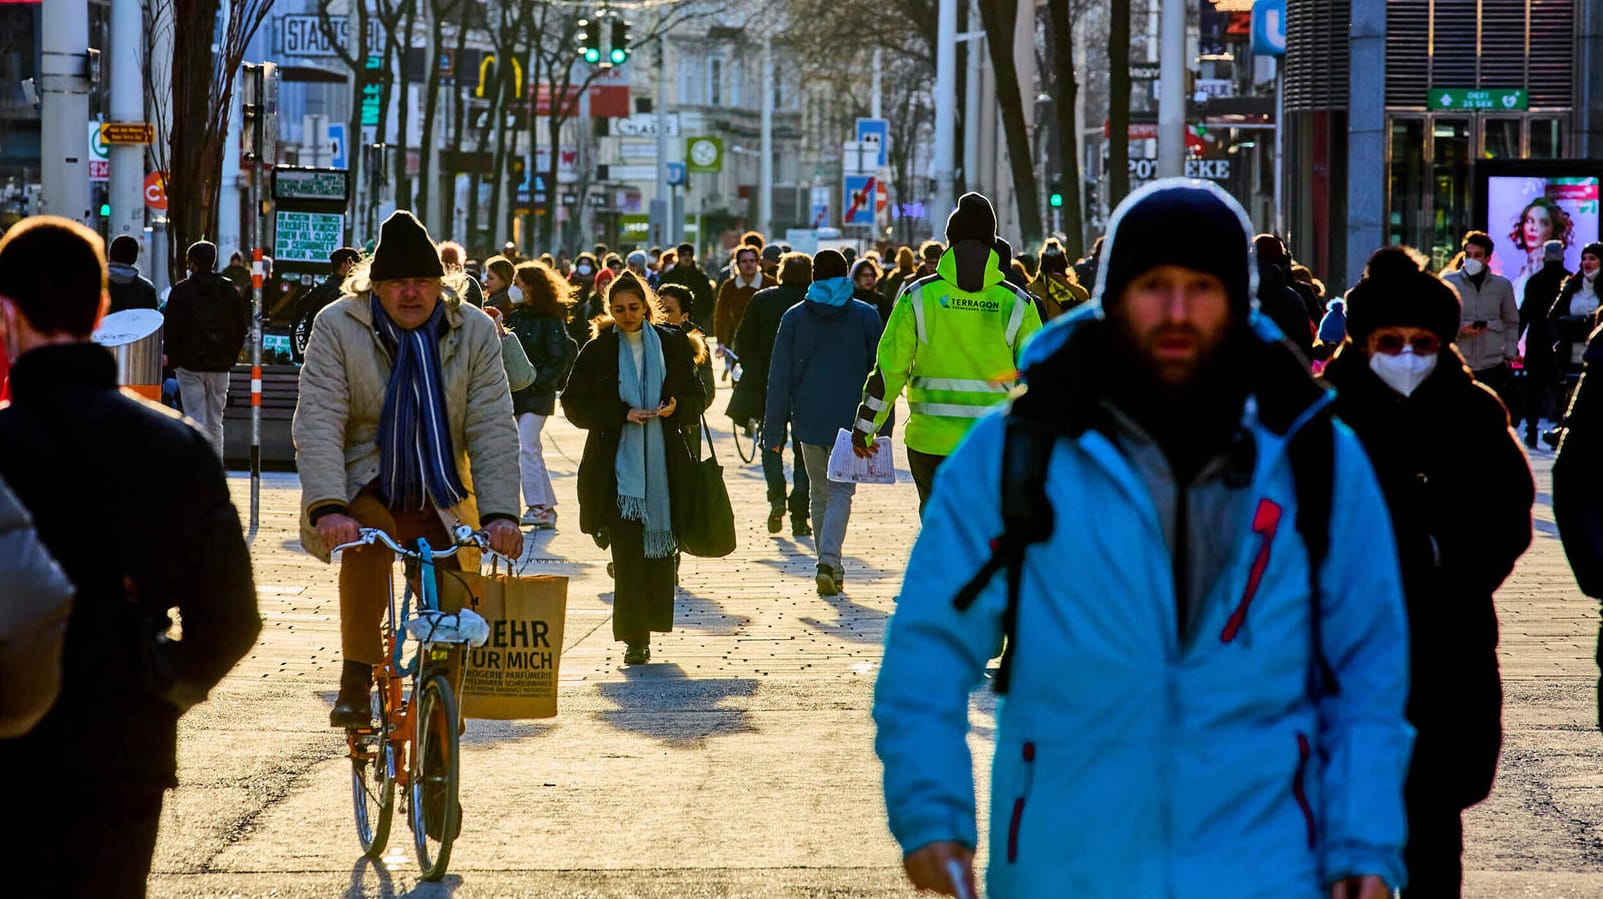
1524, 205, 1553, 248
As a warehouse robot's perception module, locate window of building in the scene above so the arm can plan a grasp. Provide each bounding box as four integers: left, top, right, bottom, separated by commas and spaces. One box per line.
1482, 119, 1522, 159
707, 58, 723, 107
1530, 118, 1567, 159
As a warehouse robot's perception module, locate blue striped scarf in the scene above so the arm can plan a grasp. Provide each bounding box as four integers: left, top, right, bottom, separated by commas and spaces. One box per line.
372, 296, 469, 511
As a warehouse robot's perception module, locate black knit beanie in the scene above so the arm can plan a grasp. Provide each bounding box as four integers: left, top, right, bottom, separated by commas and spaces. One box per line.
369, 211, 444, 281
945, 192, 998, 245
1584, 242, 1603, 261
812, 249, 849, 280
1344, 245, 1461, 344
1097, 180, 1255, 317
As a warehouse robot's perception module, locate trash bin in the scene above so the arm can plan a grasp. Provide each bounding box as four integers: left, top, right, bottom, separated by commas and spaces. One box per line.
92, 308, 164, 401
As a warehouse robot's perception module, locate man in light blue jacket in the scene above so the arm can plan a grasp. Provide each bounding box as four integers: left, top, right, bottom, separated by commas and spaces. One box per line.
873, 179, 1413, 899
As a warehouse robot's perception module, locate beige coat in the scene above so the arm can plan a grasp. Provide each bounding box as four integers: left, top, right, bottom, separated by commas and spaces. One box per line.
293, 293, 521, 565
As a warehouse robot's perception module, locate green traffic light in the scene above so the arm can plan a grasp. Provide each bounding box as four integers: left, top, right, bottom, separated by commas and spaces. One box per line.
610, 48, 627, 64
99, 203, 111, 216
1049, 193, 1064, 209
584, 48, 601, 64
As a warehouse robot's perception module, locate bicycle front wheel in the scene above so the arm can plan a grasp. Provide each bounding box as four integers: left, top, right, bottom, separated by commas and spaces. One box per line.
410, 673, 461, 881
350, 676, 395, 857
733, 418, 757, 464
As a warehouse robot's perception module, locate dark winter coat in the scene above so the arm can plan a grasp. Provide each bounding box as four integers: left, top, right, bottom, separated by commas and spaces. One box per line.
505, 305, 577, 417
0, 344, 260, 788
659, 262, 717, 328
291, 273, 345, 362
559, 322, 706, 539
764, 298, 884, 448
106, 262, 158, 315
1548, 272, 1600, 373
164, 270, 251, 372
727, 284, 805, 424
1552, 325, 1603, 729
1322, 345, 1533, 812
1256, 262, 1314, 360
1519, 260, 1569, 381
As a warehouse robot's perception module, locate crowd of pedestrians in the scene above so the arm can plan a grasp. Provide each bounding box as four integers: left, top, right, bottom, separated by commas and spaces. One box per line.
13, 172, 1603, 897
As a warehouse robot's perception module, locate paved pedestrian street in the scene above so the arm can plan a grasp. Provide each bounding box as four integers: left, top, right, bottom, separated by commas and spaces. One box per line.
148, 389, 1603, 897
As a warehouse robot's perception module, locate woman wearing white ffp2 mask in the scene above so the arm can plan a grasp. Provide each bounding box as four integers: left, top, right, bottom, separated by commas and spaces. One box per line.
1317, 243, 1535, 898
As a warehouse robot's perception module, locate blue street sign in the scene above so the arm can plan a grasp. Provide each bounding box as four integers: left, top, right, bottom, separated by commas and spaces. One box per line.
328, 123, 347, 170
1252, 0, 1287, 57
855, 118, 890, 169
666, 162, 686, 187
842, 175, 877, 227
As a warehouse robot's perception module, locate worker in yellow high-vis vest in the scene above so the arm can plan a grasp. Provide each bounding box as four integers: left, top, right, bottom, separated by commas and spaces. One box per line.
852, 193, 1043, 515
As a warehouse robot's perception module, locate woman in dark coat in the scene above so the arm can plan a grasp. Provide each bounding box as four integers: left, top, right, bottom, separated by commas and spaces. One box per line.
560, 272, 704, 665
482, 255, 515, 314
1321, 246, 1534, 898
507, 261, 578, 528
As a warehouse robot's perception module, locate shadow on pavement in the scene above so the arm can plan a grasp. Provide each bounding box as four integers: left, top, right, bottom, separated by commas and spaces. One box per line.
595, 671, 760, 747
346, 856, 463, 898
460, 717, 557, 747
798, 591, 890, 645
673, 588, 753, 636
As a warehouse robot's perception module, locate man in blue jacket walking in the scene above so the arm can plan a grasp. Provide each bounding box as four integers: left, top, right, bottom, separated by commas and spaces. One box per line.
873, 179, 1413, 899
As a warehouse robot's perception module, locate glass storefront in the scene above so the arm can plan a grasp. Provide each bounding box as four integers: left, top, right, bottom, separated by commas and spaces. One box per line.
1386, 113, 1572, 268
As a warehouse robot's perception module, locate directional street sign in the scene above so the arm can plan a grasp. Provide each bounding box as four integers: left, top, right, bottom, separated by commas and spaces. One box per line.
1428, 88, 1528, 111
666, 162, 686, 186
100, 122, 155, 145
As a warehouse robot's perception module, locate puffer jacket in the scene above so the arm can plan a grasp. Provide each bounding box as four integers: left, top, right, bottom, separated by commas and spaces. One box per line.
292, 294, 521, 566
873, 312, 1413, 897
505, 305, 577, 417
1443, 269, 1519, 371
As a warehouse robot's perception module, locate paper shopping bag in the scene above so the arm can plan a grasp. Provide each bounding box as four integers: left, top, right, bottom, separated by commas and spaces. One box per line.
440, 569, 568, 719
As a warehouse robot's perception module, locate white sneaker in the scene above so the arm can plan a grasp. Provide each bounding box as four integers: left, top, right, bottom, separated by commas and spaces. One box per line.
530, 507, 558, 530
520, 506, 543, 526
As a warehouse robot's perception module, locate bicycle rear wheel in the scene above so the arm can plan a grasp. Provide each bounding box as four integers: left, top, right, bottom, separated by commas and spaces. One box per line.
410, 672, 461, 881
733, 417, 757, 464
350, 676, 395, 857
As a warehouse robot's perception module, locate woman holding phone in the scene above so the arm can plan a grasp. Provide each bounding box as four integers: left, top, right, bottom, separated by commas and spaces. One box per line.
560, 272, 705, 664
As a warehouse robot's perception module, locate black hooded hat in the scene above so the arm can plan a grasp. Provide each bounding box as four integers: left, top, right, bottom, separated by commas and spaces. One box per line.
369, 211, 445, 281
1096, 180, 1255, 317
1344, 245, 1461, 344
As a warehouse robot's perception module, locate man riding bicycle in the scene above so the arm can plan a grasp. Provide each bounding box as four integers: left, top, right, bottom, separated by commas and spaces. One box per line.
294, 211, 524, 728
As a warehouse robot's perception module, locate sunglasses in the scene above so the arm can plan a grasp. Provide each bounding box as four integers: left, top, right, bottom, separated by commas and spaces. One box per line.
1373, 333, 1442, 355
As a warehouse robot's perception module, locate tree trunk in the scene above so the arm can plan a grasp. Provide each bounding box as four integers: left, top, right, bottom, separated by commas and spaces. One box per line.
418, 0, 449, 222
393, 0, 417, 210
444, 0, 473, 241
1047, 0, 1083, 257
978, 0, 1043, 249
167, 0, 223, 275
1107, 0, 1132, 210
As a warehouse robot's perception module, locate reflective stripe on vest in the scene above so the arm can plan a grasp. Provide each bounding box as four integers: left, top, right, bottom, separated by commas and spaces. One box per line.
1004, 289, 1029, 345
908, 402, 993, 419
911, 376, 1009, 394
912, 283, 930, 343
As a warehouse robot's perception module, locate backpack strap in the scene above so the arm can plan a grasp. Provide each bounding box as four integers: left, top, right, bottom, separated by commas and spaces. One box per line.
951, 413, 1056, 694
1287, 406, 1340, 697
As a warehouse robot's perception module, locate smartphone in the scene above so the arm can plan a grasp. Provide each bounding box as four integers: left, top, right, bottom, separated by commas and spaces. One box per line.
1472, 320, 1487, 329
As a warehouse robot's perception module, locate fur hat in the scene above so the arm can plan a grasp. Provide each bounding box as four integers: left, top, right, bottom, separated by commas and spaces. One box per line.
1344, 245, 1461, 344
1096, 179, 1256, 317
369, 211, 444, 281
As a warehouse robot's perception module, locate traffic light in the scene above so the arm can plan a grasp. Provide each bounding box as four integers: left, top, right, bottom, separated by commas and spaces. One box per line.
610, 20, 631, 65
98, 202, 110, 217
1048, 177, 1064, 209
577, 19, 601, 65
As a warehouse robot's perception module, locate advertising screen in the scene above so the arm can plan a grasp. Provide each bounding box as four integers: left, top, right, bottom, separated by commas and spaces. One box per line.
1485, 175, 1600, 303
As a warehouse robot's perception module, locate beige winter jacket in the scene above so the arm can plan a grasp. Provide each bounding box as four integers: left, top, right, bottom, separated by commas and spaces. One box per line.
293, 293, 521, 566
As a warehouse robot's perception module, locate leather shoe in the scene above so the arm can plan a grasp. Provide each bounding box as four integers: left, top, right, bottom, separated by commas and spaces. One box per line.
792, 518, 813, 537
623, 642, 651, 665
330, 660, 373, 729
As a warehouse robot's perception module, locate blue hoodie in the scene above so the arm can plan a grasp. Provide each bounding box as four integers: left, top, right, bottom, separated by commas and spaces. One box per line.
763, 293, 883, 447
873, 311, 1413, 897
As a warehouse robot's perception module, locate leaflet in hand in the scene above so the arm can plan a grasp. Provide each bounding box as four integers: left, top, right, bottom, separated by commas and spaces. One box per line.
827, 428, 896, 485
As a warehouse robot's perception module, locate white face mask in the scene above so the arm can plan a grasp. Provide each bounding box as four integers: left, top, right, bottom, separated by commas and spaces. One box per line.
1369, 347, 1437, 397
1461, 257, 1485, 277
577, 264, 593, 276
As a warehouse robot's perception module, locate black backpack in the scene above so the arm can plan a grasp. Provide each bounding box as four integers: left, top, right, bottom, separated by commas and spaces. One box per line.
953, 403, 1338, 697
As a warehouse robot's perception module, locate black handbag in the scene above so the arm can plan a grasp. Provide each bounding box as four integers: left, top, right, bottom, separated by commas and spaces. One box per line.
677, 415, 737, 558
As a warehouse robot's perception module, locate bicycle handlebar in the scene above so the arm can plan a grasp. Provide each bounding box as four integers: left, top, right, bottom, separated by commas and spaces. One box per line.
330, 525, 486, 560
